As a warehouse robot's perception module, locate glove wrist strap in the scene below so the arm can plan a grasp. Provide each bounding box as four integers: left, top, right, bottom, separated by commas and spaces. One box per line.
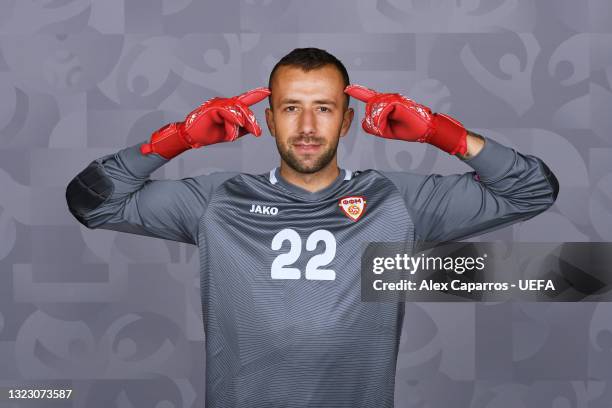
427, 113, 468, 156
140, 122, 193, 160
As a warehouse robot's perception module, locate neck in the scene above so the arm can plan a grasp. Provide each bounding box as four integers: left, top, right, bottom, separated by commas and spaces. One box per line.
279, 160, 340, 193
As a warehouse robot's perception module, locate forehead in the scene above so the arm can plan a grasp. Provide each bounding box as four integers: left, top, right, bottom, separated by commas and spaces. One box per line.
271, 65, 344, 101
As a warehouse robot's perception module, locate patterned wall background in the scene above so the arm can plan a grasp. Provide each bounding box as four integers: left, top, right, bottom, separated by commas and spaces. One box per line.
0, 0, 611, 406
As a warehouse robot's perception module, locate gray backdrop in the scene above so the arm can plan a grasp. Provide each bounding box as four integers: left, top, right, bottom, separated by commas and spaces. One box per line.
0, 0, 611, 407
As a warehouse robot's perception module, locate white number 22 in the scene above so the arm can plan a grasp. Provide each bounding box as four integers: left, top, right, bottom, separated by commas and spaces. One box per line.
270, 228, 336, 280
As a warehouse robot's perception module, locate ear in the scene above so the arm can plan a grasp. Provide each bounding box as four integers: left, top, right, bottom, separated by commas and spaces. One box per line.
265, 107, 276, 137
339, 107, 354, 138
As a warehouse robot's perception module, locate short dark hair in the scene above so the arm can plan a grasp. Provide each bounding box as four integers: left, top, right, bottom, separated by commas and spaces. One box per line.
268, 47, 350, 109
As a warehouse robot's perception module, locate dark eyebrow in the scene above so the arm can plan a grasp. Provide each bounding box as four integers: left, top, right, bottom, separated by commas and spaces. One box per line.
279, 98, 300, 105
314, 100, 337, 106
279, 98, 337, 106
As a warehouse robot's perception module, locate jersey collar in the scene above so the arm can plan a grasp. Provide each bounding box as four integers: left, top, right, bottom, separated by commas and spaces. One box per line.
268, 167, 353, 201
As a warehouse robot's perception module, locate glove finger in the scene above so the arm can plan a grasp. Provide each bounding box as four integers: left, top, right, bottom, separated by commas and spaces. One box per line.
242, 118, 262, 137
365, 102, 394, 136
344, 84, 378, 102
224, 118, 239, 141
235, 103, 263, 137
216, 109, 243, 141
392, 102, 431, 140
361, 117, 393, 140
236, 87, 271, 107
216, 108, 245, 127
390, 100, 432, 126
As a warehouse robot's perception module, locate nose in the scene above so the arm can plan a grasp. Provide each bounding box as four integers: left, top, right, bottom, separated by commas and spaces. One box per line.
298, 108, 316, 136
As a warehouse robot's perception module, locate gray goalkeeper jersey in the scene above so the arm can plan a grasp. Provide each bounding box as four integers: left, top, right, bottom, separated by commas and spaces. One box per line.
66, 137, 558, 407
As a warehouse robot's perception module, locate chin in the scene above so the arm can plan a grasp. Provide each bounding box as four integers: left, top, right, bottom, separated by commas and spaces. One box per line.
280, 145, 337, 175
292, 163, 324, 174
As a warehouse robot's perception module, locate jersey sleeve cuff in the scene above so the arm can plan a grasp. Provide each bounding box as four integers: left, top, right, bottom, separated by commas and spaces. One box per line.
100, 141, 170, 180
461, 136, 517, 182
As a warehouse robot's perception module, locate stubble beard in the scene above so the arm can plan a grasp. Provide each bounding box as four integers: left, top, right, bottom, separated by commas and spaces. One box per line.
276, 136, 338, 174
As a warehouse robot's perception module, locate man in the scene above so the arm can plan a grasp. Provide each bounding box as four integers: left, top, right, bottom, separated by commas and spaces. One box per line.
66, 48, 558, 407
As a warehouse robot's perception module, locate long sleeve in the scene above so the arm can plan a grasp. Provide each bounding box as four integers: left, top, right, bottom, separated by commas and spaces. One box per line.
65, 141, 237, 245
382, 136, 559, 242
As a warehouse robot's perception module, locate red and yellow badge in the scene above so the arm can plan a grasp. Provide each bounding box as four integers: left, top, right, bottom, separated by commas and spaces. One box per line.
338, 196, 367, 221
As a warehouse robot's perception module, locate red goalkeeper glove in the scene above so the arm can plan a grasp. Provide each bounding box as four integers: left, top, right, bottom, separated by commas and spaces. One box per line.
345, 84, 467, 156
141, 87, 271, 159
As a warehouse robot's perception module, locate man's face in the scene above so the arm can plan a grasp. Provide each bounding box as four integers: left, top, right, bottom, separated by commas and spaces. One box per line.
265, 65, 353, 174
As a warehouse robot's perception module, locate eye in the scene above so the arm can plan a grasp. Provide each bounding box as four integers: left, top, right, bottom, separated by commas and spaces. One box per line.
284, 106, 297, 112
319, 106, 330, 112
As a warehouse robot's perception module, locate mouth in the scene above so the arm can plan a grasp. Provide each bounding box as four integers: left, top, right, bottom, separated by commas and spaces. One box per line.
293, 142, 322, 154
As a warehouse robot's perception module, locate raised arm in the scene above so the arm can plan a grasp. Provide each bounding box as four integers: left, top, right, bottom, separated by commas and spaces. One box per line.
65, 143, 236, 244
345, 84, 558, 242
383, 133, 558, 242
65, 88, 270, 244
